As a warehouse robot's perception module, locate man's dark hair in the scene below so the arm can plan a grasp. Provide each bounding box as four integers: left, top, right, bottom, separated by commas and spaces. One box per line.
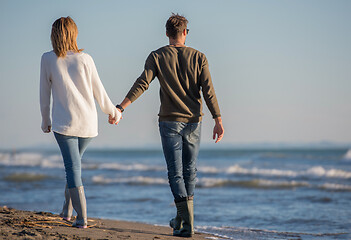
166, 13, 188, 39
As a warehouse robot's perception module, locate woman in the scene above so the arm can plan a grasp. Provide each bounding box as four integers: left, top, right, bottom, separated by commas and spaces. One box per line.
40, 16, 121, 228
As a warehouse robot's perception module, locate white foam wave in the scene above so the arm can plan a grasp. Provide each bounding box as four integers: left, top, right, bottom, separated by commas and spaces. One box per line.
92, 175, 168, 185
197, 178, 309, 189
92, 175, 310, 189
306, 166, 351, 179
197, 166, 220, 174
1, 152, 351, 180
343, 149, 351, 160
196, 226, 348, 240
226, 164, 351, 179
226, 165, 298, 177
98, 163, 164, 171
79, 174, 351, 191
3, 173, 51, 182
0, 152, 63, 169
320, 183, 351, 191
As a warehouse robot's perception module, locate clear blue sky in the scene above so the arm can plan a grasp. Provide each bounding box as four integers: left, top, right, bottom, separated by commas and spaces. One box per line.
0, 0, 350, 149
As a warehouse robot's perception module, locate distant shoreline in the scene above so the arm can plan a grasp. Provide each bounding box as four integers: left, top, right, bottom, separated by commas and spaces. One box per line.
1, 143, 350, 153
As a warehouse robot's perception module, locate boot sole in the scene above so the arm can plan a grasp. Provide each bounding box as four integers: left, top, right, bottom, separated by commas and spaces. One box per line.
73, 225, 87, 229
173, 233, 194, 238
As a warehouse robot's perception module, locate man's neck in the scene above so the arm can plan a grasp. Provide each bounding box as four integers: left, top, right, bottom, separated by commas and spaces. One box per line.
168, 38, 185, 47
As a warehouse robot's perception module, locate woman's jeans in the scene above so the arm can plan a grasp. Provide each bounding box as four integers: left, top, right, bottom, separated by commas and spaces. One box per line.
54, 132, 92, 189
159, 121, 201, 201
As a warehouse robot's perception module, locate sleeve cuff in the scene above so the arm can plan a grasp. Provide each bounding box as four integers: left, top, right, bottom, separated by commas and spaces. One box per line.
212, 114, 221, 119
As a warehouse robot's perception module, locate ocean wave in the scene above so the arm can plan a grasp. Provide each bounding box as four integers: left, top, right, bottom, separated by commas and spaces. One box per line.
98, 163, 164, 172
226, 165, 298, 177
196, 226, 349, 240
226, 164, 351, 179
1, 152, 351, 180
306, 166, 351, 179
197, 178, 309, 189
197, 166, 221, 174
92, 175, 168, 185
92, 175, 310, 190
343, 149, 351, 160
319, 183, 351, 191
91, 175, 351, 192
3, 173, 51, 182
0, 152, 63, 169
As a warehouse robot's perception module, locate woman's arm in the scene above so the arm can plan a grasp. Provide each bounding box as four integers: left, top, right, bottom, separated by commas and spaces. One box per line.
39, 54, 52, 133
89, 55, 122, 123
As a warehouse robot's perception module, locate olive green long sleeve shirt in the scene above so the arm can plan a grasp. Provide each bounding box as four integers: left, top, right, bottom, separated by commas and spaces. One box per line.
126, 45, 221, 123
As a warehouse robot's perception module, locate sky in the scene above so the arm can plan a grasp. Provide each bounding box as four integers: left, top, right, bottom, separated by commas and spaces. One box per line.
0, 0, 350, 149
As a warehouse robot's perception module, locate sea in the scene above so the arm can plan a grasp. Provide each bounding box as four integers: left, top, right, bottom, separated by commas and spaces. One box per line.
0, 147, 350, 240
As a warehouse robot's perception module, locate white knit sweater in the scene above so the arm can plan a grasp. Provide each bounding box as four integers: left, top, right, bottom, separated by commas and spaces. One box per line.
40, 50, 120, 137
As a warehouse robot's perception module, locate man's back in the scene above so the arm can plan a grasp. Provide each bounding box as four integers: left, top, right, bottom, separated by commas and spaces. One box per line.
126, 45, 221, 123
114, 13, 224, 238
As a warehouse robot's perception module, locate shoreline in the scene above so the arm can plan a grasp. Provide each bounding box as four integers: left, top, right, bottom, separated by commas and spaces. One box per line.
0, 206, 219, 240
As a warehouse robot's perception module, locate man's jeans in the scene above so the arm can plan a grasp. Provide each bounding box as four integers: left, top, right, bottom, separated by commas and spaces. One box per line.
159, 121, 201, 201
54, 132, 92, 189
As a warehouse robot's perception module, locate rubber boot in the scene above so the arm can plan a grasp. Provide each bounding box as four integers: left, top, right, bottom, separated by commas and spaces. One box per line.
59, 184, 73, 221
69, 186, 88, 228
173, 197, 194, 237
169, 208, 182, 234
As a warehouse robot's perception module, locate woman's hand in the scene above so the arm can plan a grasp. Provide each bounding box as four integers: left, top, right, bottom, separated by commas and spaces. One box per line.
44, 126, 51, 133
108, 110, 122, 125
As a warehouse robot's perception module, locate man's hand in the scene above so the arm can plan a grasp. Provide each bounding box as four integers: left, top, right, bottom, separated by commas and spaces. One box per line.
213, 117, 224, 143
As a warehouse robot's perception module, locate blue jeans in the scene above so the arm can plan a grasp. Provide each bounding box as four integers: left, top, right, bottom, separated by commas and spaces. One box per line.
54, 132, 92, 189
159, 121, 201, 201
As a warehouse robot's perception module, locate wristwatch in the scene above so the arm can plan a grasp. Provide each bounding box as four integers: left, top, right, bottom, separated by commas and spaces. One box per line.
116, 104, 124, 112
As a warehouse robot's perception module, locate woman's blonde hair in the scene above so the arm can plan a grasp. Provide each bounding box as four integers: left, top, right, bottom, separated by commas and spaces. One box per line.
51, 16, 83, 57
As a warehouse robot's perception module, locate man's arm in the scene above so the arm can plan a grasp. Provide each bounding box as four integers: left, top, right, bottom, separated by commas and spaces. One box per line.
200, 56, 224, 143
108, 52, 157, 125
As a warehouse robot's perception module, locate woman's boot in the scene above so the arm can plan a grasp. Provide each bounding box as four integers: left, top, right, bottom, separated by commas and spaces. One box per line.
169, 202, 182, 234
69, 186, 88, 228
173, 197, 194, 237
59, 184, 73, 221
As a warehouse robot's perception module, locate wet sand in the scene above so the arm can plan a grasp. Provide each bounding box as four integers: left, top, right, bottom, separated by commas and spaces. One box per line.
0, 206, 218, 240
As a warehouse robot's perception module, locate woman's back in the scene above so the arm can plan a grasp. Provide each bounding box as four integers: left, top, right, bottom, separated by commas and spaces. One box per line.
40, 50, 117, 137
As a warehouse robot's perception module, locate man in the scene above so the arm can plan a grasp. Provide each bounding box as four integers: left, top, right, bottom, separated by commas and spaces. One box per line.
110, 13, 224, 237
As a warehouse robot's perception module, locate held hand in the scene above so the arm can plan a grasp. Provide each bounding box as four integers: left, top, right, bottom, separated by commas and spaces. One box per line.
109, 100, 128, 125
213, 117, 224, 143
108, 111, 122, 125
108, 114, 115, 124
108, 114, 120, 125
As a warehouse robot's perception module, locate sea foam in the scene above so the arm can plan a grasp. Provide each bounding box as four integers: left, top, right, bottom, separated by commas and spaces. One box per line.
226, 164, 351, 179
343, 149, 351, 160
1, 152, 351, 180
197, 178, 309, 189
92, 175, 168, 185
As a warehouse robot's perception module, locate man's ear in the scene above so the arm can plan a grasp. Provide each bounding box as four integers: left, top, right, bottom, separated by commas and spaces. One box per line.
166, 32, 169, 37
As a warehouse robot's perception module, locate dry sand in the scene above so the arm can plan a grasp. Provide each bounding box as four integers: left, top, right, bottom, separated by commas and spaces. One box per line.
0, 206, 219, 240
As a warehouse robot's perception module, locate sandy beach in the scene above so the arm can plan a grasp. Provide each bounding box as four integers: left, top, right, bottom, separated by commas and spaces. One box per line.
0, 206, 217, 240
